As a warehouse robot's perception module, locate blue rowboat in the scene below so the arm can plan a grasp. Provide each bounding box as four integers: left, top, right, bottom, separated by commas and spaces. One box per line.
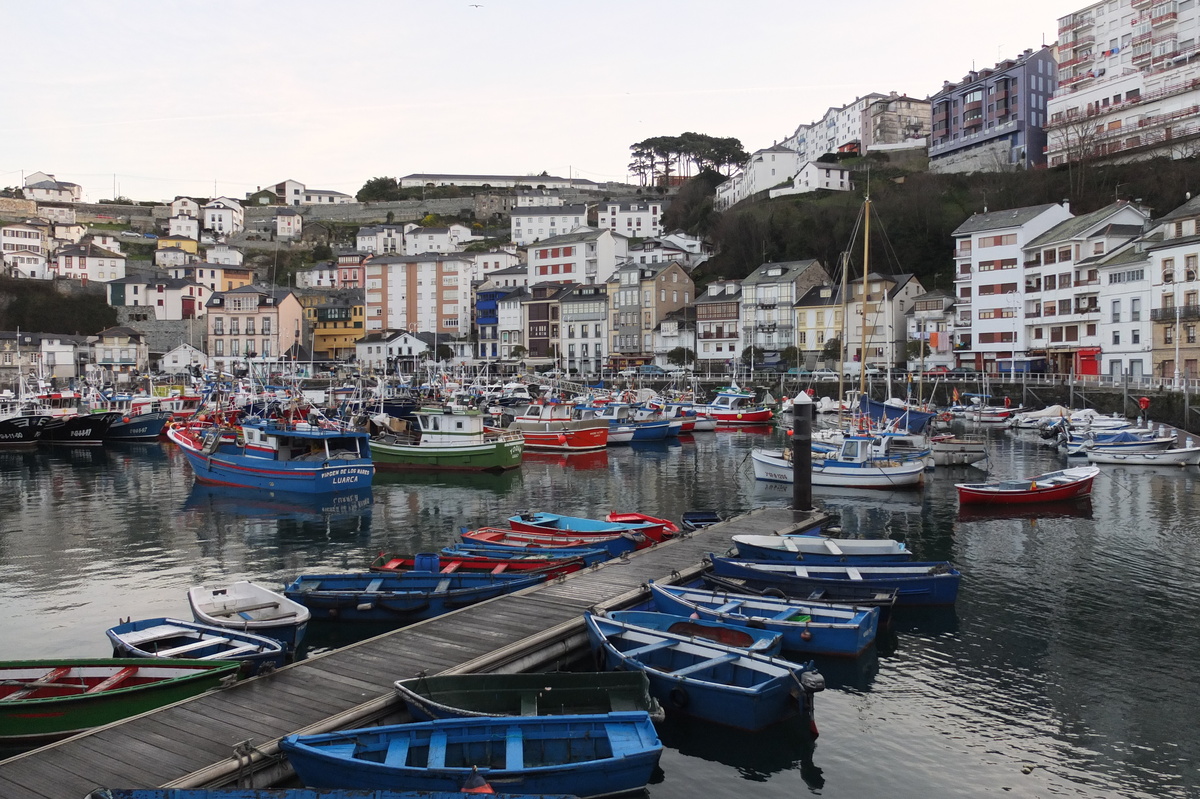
583, 612, 824, 732
647, 581, 879, 657
731, 534, 911, 563
442, 542, 613, 567
105, 617, 286, 676
708, 554, 961, 606
167, 417, 374, 493
280, 712, 662, 797
283, 570, 546, 622
507, 512, 661, 537
606, 610, 783, 655
87, 790, 580, 799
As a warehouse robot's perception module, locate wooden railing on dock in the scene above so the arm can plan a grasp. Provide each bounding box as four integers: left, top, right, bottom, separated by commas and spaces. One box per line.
0, 507, 825, 798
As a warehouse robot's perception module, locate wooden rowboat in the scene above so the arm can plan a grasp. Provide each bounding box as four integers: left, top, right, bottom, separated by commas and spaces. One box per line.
955, 465, 1100, 505
187, 581, 311, 651
105, 617, 286, 676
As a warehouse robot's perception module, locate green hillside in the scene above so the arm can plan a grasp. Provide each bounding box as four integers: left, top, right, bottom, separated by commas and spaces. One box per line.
0, 278, 118, 335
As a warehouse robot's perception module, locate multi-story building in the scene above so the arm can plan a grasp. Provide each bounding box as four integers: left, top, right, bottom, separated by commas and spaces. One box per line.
295, 262, 339, 288
794, 284, 845, 366
768, 161, 854, 198
951, 203, 1073, 371
782, 95, 887, 163
170, 197, 201, 218
354, 331, 429, 373
560, 283, 609, 375
204, 285, 304, 369
525, 228, 628, 288
905, 289, 957, 371
608, 261, 695, 365
1046, 0, 1200, 167
403, 223, 477, 255
276, 208, 303, 239
652, 307, 697, 370
106, 277, 208, 320
168, 215, 200, 240
1094, 239, 1153, 380
203, 197, 245, 236
1021, 201, 1149, 374
497, 286, 528, 359
740, 259, 830, 354
474, 281, 507, 361
22, 172, 82, 203
929, 47, 1058, 173
511, 204, 588, 246
2, 248, 47, 278
468, 249, 521, 282
302, 188, 352, 204
336, 252, 369, 289
363, 253, 471, 336
843, 273, 926, 367
714, 146, 802, 211
168, 263, 254, 293
694, 280, 743, 371
155, 247, 197, 269
1, 222, 48, 258
860, 93, 932, 150
299, 289, 365, 360
356, 225, 406, 254
52, 242, 126, 283
515, 189, 564, 207
1145, 195, 1200, 381
157, 234, 200, 255
596, 200, 666, 240
92, 326, 149, 380
523, 282, 575, 362
205, 244, 244, 266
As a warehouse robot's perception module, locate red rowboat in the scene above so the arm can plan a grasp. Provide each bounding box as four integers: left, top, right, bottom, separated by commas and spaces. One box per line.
462, 526, 646, 557
369, 552, 585, 580
955, 465, 1099, 505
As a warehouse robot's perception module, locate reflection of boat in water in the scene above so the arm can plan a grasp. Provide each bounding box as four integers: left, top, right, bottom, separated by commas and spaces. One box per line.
715, 423, 775, 435
372, 463, 521, 494
104, 441, 171, 463
656, 712, 822, 787
521, 449, 610, 471
182, 483, 374, 520
956, 496, 1093, 523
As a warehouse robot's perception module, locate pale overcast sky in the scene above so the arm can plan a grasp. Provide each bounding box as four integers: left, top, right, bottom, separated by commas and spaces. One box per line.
1, 0, 1083, 202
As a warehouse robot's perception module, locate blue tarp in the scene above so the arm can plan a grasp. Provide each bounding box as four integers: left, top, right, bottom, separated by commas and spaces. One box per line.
859, 396, 937, 434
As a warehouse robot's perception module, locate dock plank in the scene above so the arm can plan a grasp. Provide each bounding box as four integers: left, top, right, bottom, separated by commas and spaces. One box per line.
0, 507, 822, 799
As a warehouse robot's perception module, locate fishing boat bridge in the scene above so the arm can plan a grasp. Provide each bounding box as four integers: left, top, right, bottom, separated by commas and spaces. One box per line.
0, 507, 825, 798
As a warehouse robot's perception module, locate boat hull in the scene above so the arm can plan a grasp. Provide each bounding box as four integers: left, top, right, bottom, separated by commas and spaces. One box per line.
187, 581, 311, 650
732, 534, 911, 563
708, 556, 960, 606
1086, 446, 1200, 466
751, 448, 926, 489
41, 412, 120, 446
0, 659, 239, 744
0, 413, 49, 447
105, 410, 174, 441
369, 437, 523, 472
280, 712, 662, 797
105, 617, 287, 676
955, 466, 1099, 505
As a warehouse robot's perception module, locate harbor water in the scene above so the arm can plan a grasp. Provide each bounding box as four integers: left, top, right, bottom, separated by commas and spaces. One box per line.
1, 423, 1198, 798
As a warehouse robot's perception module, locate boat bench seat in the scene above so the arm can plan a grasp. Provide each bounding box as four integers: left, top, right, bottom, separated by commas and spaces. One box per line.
844, 568, 863, 581
120, 624, 194, 646
158, 637, 230, 657
86, 666, 137, 694
426, 730, 448, 768
322, 743, 357, 759
604, 722, 645, 755
199, 644, 262, 660
364, 578, 385, 593
822, 539, 844, 556
713, 600, 744, 613
384, 736, 410, 766
3, 666, 74, 701
433, 578, 452, 594
506, 725, 523, 769
672, 652, 739, 677
205, 601, 281, 618
608, 696, 638, 712
793, 566, 809, 578
519, 694, 538, 715
622, 640, 675, 660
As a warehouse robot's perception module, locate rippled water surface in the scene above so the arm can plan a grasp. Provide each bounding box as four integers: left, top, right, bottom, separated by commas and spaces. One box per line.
2, 424, 1198, 797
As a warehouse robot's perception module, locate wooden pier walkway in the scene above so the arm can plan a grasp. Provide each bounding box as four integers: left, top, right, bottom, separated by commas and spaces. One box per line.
0, 507, 824, 798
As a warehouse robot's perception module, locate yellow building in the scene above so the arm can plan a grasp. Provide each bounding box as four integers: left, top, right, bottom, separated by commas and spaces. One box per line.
298, 289, 366, 360
156, 235, 200, 255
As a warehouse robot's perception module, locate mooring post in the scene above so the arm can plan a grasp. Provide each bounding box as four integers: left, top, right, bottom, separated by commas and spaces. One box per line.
792, 391, 814, 513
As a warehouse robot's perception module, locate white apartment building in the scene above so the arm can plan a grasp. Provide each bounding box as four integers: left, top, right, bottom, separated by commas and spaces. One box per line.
1047, 0, 1200, 166
496, 287, 528, 358
905, 289, 958, 370
53, 243, 126, 283
356, 225, 405, 254
363, 254, 472, 335
469, 249, 521, 281
106, 277, 208, 321
596, 200, 666, 239
2, 249, 48, 279
295, 263, 339, 288
170, 197, 201, 218
768, 161, 853, 198
694, 280, 743, 368
515, 189, 564, 207
204, 197, 244, 236
740, 259, 830, 352
781, 95, 887, 164
276, 209, 302, 239
511, 204, 588, 246
1, 223, 48, 258
1094, 240, 1154, 379
1021, 201, 1149, 375
403, 223, 477, 255
1145, 194, 1200, 380
22, 172, 82, 203
952, 203, 1074, 371
168, 215, 200, 239
715, 146, 802, 211
205, 244, 244, 266
525, 228, 628, 288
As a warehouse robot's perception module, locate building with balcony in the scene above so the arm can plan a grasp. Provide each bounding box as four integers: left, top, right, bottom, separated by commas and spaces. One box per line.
794, 284, 844, 366
560, 283, 610, 376
929, 47, 1058, 173
905, 289, 957, 371
781, 95, 889, 165
522, 282, 575, 362
525, 228, 628, 288
1145, 194, 1200, 380
92, 327, 149, 380
1046, 0, 1200, 166
608, 261, 695, 365
510, 205, 588, 246
951, 202, 1074, 370
1094, 239, 1154, 380
204, 286, 304, 372
740, 259, 830, 354
694, 280, 743, 371
363, 254, 471, 336
843, 273, 926, 367
861, 93, 932, 151
300, 289, 365, 361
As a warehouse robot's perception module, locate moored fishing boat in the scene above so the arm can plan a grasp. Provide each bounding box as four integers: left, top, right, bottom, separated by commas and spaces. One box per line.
167, 414, 374, 493
506, 400, 608, 452
700, 388, 774, 425
731, 534, 911, 563
367, 408, 524, 472
0, 393, 48, 447
105, 617, 286, 676
681, 510, 723, 531
86, 790, 578, 799
441, 541, 613, 567
955, 465, 1100, 504
370, 551, 585, 580
606, 609, 784, 654
186, 581, 312, 650
1085, 446, 1200, 466
509, 511, 671, 541
584, 611, 823, 732
0, 658, 239, 744
751, 435, 926, 489
280, 712, 663, 797
460, 526, 644, 558
930, 433, 990, 466
394, 671, 664, 722
283, 569, 547, 622
647, 581, 880, 657
707, 554, 961, 606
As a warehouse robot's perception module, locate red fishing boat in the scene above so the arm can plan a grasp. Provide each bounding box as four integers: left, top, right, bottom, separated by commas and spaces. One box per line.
955, 465, 1099, 505
506, 400, 608, 452
369, 551, 585, 579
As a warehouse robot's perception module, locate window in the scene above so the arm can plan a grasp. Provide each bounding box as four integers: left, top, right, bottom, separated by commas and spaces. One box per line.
1112, 300, 1121, 323
1132, 329, 1141, 344
1131, 299, 1142, 321
1166, 326, 1174, 344
1188, 325, 1197, 344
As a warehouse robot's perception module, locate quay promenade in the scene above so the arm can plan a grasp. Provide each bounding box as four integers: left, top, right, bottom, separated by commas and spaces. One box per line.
0, 506, 824, 798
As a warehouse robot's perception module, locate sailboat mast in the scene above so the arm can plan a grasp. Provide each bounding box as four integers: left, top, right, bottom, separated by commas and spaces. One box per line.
836, 251, 849, 425
860, 197, 870, 400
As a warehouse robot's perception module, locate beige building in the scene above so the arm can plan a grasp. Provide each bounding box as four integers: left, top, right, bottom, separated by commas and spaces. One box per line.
608, 261, 695, 366
204, 286, 304, 371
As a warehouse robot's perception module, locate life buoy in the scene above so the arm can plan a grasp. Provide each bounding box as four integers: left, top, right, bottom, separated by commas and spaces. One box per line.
668, 686, 689, 708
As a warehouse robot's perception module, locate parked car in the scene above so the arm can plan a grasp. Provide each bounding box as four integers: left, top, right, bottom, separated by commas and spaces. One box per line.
923, 365, 951, 378
811, 369, 839, 382
947, 366, 978, 379
120, 230, 142, 238
143, 233, 159, 239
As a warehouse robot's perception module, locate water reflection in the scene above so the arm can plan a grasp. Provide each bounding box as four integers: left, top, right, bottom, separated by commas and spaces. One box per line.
956, 496, 1093, 523
521, 449, 611, 471
657, 714, 821, 787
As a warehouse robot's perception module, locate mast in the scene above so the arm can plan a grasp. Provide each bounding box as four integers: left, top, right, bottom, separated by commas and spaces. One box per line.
836, 251, 849, 426
859, 196, 870, 403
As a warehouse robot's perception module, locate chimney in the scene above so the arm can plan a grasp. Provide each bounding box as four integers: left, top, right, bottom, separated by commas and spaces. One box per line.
1063, 199, 1071, 213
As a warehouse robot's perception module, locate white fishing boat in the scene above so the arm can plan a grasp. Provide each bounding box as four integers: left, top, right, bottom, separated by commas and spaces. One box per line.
751, 435, 926, 489
1085, 446, 1200, 466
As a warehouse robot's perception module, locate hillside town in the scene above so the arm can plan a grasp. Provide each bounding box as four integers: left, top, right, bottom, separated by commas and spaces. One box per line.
3, 0, 1200, 388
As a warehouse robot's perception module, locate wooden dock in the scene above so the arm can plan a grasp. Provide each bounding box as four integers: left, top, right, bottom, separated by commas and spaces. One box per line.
0, 507, 824, 797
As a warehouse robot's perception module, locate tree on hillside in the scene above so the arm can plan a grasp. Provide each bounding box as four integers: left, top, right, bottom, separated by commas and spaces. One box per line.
357, 177, 403, 202
629, 134, 748, 186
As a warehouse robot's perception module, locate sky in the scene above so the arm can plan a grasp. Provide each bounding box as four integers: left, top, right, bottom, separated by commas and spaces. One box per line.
1, 0, 1086, 203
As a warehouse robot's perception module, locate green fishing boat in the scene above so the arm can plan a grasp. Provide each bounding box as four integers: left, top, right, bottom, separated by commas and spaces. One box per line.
368, 408, 524, 472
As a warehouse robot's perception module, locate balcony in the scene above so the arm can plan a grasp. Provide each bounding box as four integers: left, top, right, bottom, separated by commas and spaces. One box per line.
1151, 303, 1200, 321
1152, 11, 1178, 26
1132, 0, 1152, 7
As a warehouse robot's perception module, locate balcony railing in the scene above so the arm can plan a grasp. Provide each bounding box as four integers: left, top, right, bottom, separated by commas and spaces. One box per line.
1151, 304, 1200, 321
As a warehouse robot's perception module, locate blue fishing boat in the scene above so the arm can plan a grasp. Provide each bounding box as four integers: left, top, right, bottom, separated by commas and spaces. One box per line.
87, 787, 578, 791
283, 569, 547, 622
647, 581, 879, 657
280, 712, 662, 797
583, 612, 824, 732
579, 402, 670, 441
167, 415, 374, 493
708, 554, 961, 606
731, 534, 912, 563
442, 541, 613, 567
105, 617, 286, 676
606, 610, 784, 654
